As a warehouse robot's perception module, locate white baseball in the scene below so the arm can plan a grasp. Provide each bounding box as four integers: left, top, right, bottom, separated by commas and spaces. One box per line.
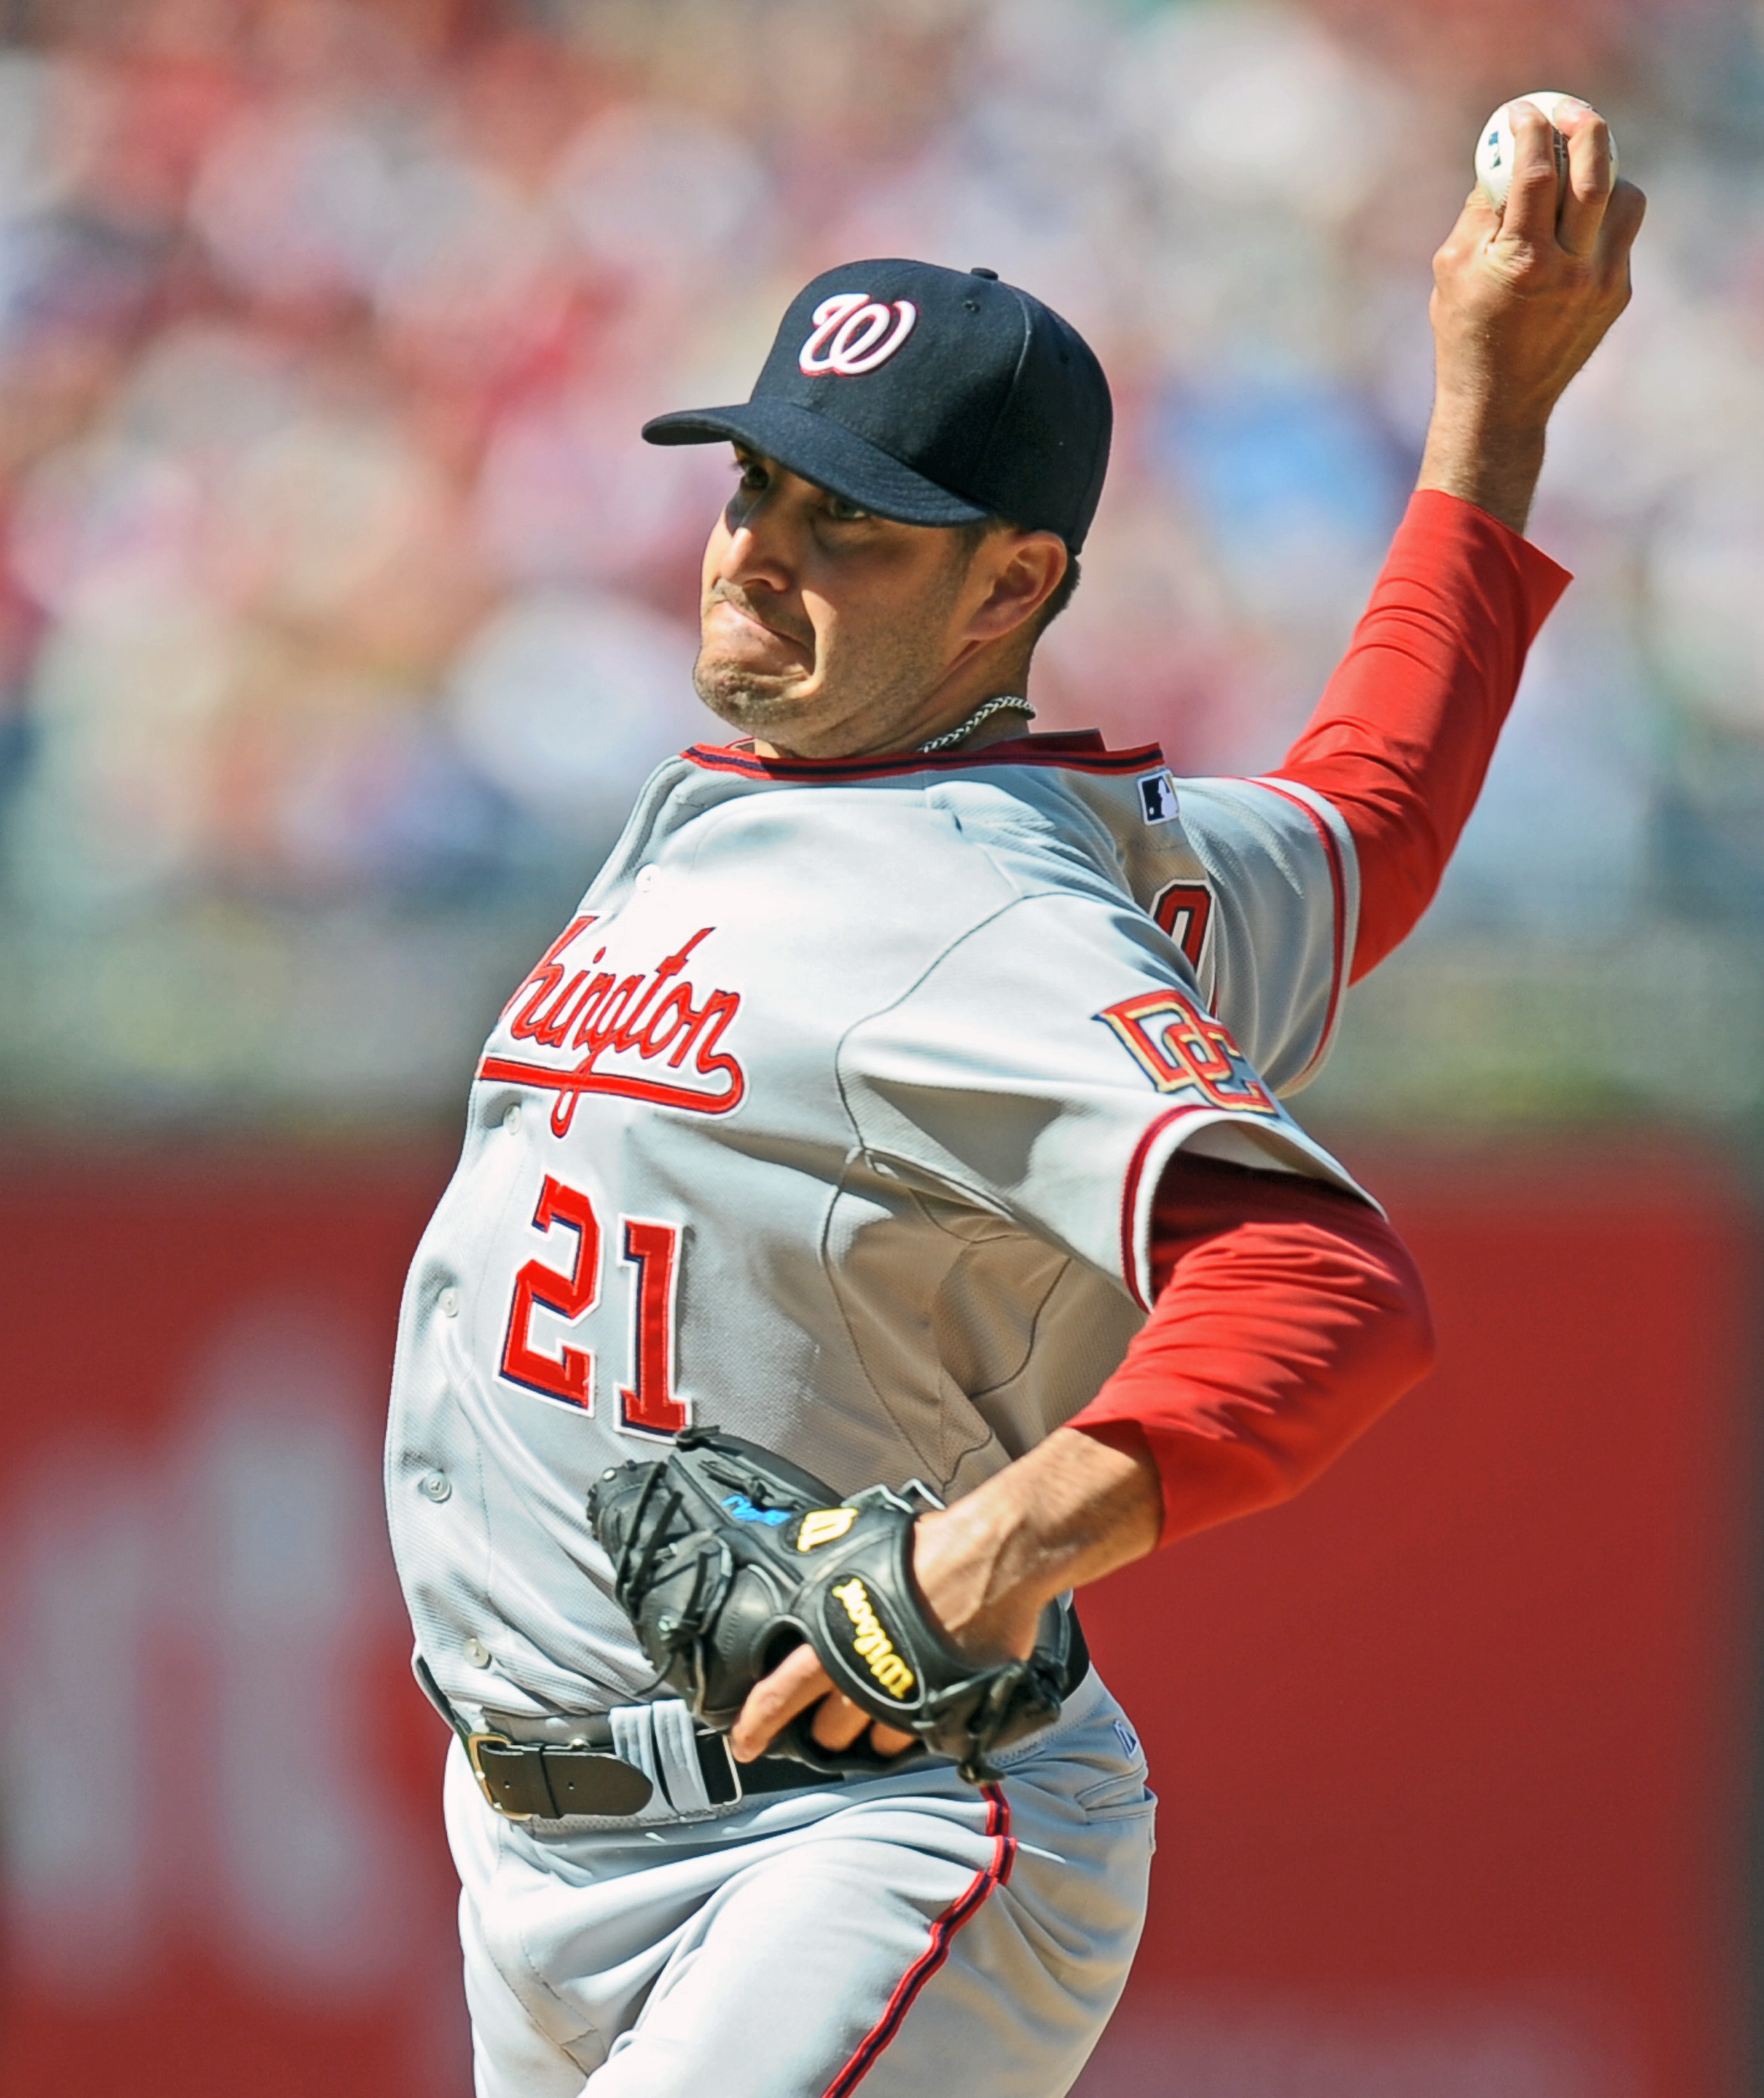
1475, 91, 1617, 212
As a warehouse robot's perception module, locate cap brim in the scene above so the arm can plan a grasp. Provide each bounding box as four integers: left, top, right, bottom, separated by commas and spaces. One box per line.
641, 398, 991, 529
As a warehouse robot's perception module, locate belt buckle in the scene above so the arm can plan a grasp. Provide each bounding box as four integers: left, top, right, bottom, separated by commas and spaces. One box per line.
466, 1731, 535, 1822
697, 1728, 744, 1810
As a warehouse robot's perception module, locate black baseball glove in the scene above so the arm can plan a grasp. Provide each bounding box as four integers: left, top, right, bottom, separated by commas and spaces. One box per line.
587, 1427, 1086, 1784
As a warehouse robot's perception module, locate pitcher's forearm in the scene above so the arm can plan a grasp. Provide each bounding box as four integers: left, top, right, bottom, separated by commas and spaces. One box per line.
907, 1429, 1163, 1662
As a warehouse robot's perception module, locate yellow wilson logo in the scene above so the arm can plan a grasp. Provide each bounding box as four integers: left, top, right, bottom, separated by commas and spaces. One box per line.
797, 1508, 858, 1553
831, 1578, 915, 1699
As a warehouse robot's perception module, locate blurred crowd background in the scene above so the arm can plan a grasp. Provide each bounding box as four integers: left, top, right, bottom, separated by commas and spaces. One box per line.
1, 0, 1761, 1136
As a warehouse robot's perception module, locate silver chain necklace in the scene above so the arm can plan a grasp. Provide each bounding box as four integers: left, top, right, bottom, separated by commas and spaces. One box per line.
916, 696, 1035, 754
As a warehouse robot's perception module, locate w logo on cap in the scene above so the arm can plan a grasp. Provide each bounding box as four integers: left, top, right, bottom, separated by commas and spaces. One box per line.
643, 258, 1112, 553
798, 292, 918, 377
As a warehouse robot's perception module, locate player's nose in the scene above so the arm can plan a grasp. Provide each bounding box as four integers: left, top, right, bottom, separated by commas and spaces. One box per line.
715, 508, 794, 594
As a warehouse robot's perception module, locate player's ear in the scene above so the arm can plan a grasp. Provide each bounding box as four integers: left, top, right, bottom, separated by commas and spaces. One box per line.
966, 531, 1068, 645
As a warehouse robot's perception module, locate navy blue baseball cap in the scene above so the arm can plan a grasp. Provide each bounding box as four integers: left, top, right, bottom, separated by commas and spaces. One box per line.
642, 259, 1112, 552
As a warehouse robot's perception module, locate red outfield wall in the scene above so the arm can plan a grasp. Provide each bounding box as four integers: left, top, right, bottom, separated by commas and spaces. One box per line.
0, 1145, 1753, 2097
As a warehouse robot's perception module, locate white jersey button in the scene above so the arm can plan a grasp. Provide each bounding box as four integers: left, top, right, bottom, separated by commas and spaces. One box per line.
503, 1103, 522, 1132
421, 1471, 452, 1502
464, 1638, 492, 1669
635, 864, 658, 892
439, 1287, 461, 1318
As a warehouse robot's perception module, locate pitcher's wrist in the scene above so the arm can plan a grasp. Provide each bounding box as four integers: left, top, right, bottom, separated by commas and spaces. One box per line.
1417, 410, 1547, 535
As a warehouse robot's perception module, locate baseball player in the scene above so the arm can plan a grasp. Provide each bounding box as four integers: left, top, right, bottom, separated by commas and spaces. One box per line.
387, 107, 1640, 2097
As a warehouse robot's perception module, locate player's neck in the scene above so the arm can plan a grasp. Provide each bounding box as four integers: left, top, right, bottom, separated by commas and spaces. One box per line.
752, 647, 1043, 762
753, 692, 1035, 762
916, 695, 1035, 753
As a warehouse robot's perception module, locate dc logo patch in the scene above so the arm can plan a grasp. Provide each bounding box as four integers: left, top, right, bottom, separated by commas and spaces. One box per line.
1096, 983, 1279, 1118
1138, 771, 1178, 825
799, 293, 919, 377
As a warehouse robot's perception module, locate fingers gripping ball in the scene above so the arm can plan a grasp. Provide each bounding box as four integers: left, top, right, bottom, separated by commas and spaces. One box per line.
1475, 92, 1618, 211
587, 1427, 1084, 1783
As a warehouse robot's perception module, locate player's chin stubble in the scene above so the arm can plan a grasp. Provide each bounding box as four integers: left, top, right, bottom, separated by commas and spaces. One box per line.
692, 571, 968, 750
691, 650, 802, 734
693, 633, 952, 752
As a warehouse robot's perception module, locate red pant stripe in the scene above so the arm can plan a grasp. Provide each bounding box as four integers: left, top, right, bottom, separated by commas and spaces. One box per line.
819, 1784, 1016, 2098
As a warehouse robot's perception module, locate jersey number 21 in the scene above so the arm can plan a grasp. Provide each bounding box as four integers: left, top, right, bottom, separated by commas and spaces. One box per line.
497, 1175, 685, 1437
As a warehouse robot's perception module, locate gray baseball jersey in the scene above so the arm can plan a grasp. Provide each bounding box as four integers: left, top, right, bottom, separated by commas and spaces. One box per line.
386, 735, 1362, 1729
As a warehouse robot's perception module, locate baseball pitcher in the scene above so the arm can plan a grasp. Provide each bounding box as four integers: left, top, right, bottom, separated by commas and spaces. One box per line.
385, 105, 1642, 2096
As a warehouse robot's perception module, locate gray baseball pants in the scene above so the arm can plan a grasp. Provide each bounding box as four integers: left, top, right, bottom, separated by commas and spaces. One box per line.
447, 1668, 1156, 2097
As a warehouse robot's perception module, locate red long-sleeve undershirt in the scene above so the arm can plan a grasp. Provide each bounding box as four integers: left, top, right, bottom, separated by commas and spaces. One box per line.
1070, 1155, 1434, 1543
1066, 493, 1565, 1539
1276, 488, 1570, 981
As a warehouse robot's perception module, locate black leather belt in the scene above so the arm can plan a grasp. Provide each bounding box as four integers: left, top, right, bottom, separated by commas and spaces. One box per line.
415, 1656, 846, 1822
467, 1713, 844, 1821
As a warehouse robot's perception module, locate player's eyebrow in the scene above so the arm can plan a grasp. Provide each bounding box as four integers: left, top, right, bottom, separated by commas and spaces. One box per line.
727, 447, 866, 519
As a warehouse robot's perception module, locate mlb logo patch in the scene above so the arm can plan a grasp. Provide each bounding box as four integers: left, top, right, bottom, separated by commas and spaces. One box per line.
1138, 771, 1178, 825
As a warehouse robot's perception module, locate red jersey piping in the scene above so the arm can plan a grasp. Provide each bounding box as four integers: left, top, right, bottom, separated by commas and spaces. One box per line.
682, 736, 1165, 783
1119, 1104, 1210, 1310
1245, 778, 1347, 1083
